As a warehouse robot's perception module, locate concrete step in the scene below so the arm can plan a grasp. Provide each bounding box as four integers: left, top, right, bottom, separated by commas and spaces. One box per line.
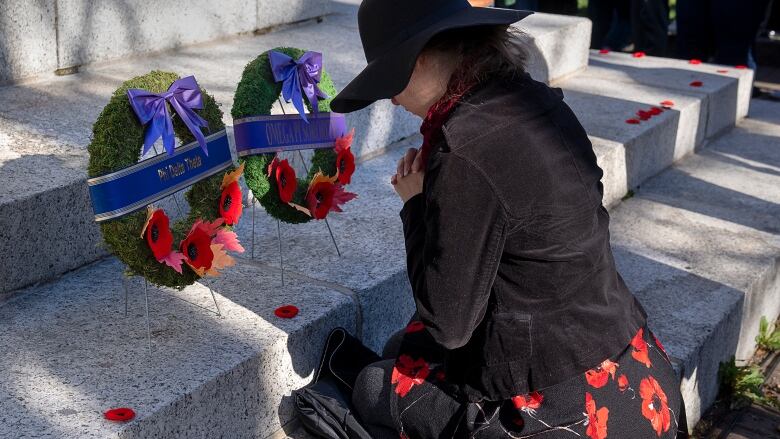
0, 257, 357, 438
0, 6, 590, 296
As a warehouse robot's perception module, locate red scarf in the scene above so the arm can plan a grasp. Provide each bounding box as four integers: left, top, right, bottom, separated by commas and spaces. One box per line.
418, 71, 478, 170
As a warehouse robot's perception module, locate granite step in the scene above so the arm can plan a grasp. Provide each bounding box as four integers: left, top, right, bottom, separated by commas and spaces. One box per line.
0, 6, 591, 296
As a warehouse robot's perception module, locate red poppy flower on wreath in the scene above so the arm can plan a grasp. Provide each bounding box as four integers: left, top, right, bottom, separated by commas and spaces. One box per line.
180, 225, 214, 273
334, 128, 356, 185
618, 374, 629, 392
512, 391, 544, 413
585, 359, 619, 388
140, 208, 186, 273
104, 407, 135, 422
391, 354, 430, 397
585, 392, 609, 439
689, 80, 703, 87
267, 158, 297, 204
305, 172, 357, 219
640, 376, 671, 436
274, 305, 299, 319
626, 118, 641, 125
219, 163, 245, 225
633, 51, 646, 58
405, 320, 425, 334
631, 328, 653, 368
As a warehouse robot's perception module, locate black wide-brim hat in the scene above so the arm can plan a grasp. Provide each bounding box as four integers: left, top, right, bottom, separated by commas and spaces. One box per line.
330, 0, 533, 114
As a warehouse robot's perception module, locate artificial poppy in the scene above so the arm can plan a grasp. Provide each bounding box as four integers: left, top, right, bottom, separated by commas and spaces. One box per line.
640, 376, 671, 436
391, 354, 430, 397
143, 209, 174, 261
180, 225, 214, 272
631, 328, 652, 368
104, 407, 135, 422
306, 179, 336, 219
512, 391, 544, 413
274, 305, 299, 319
689, 80, 703, 87
735, 65, 747, 69
585, 392, 609, 439
585, 359, 619, 388
660, 100, 675, 109
689, 59, 701, 64
599, 49, 610, 54
637, 109, 653, 121
716, 69, 729, 74
334, 129, 356, 185
633, 51, 646, 58
653, 334, 667, 355
649, 107, 663, 115
618, 374, 629, 392
626, 118, 641, 125
219, 181, 243, 226
405, 320, 425, 334
272, 158, 297, 204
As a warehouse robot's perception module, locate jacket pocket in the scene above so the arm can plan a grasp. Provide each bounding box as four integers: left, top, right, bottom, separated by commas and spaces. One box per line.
485, 312, 532, 366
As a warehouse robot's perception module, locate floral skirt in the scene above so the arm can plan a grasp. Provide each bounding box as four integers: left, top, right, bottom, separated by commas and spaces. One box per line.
386, 325, 687, 439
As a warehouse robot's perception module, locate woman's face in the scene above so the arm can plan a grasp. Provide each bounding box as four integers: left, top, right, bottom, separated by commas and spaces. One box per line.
391, 52, 454, 118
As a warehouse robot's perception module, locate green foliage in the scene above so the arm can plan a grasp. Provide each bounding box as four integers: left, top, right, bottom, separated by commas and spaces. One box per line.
718, 357, 766, 408
756, 316, 780, 351
232, 47, 340, 224
88, 70, 231, 289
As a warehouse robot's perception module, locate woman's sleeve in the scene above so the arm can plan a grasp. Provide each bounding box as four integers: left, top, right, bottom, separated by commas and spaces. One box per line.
399, 152, 508, 350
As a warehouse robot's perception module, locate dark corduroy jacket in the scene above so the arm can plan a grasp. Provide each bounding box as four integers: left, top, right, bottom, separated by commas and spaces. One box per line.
398, 72, 647, 402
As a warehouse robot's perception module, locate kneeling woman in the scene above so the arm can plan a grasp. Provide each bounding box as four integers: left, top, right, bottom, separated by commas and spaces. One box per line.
330, 0, 687, 437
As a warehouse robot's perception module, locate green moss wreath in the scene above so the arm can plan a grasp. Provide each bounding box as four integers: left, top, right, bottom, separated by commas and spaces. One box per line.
232, 47, 351, 224
88, 70, 238, 289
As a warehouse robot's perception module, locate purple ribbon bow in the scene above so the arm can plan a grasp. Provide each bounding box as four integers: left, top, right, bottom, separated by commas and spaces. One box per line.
269, 50, 329, 123
127, 76, 210, 157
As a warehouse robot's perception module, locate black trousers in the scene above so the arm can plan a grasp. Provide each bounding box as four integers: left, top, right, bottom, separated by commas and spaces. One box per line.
589, 0, 670, 55
677, 0, 771, 65
353, 325, 688, 438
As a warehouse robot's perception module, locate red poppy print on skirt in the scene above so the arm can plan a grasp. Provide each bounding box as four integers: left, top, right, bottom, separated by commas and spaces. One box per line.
640, 376, 671, 436
631, 328, 653, 368
585, 359, 619, 388
585, 392, 609, 439
391, 354, 430, 397
512, 391, 544, 413
618, 374, 629, 392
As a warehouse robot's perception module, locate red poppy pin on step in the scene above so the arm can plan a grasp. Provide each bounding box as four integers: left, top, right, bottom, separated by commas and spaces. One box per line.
649, 107, 663, 115
717, 69, 729, 74
632, 51, 645, 58
636, 110, 652, 121
104, 407, 135, 422
274, 305, 299, 319
735, 65, 748, 69
689, 59, 701, 65
598, 49, 609, 54
625, 118, 641, 125
689, 80, 703, 87
660, 100, 674, 109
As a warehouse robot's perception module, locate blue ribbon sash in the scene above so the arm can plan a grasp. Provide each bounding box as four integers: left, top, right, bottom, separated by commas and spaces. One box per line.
88, 130, 233, 222
233, 112, 346, 157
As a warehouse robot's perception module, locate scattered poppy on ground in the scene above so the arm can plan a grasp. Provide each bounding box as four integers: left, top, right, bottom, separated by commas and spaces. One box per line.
626, 118, 641, 125
104, 407, 135, 422
735, 65, 748, 69
405, 321, 425, 333
689, 59, 701, 64
649, 107, 663, 115
391, 354, 430, 397
599, 49, 610, 54
512, 391, 544, 413
716, 69, 729, 74
618, 374, 629, 392
640, 376, 671, 436
630, 328, 653, 367
585, 359, 619, 388
334, 129, 356, 185
689, 81, 703, 87
660, 100, 674, 109
585, 392, 609, 439
633, 51, 646, 58
219, 182, 243, 226
274, 305, 299, 318
637, 110, 653, 121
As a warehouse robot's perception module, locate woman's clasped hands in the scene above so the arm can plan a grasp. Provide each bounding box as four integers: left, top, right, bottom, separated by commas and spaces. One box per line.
391, 147, 424, 203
